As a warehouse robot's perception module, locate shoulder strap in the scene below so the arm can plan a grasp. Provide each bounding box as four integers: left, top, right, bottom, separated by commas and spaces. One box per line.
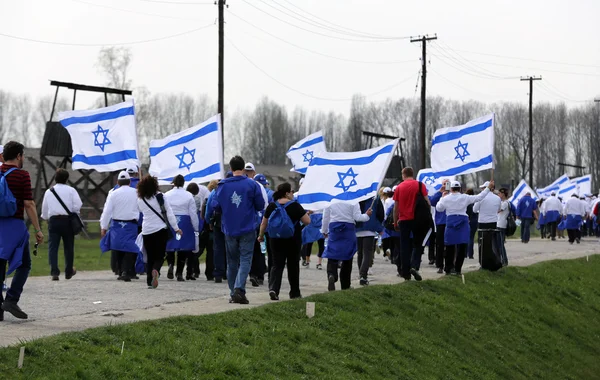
283, 200, 296, 209
142, 197, 166, 224
51, 187, 72, 214
2, 167, 18, 177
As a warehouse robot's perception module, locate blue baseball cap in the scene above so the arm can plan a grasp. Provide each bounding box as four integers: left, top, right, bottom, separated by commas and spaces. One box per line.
254, 174, 267, 186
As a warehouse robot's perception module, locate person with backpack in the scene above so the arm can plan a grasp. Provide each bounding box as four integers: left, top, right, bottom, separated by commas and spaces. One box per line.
355, 196, 385, 286
321, 202, 371, 291
211, 156, 266, 305
392, 167, 432, 282
100, 171, 140, 282
164, 175, 200, 282
258, 182, 310, 300
137, 175, 182, 289
436, 180, 493, 275
204, 179, 227, 283
0, 141, 44, 320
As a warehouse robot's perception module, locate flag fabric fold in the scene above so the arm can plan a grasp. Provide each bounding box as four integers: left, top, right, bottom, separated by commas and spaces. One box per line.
58, 100, 140, 172
430, 113, 495, 177
570, 174, 592, 196
149, 115, 223, 184
509, 179, 538, 207
416, 168, 455, 193
537, 174, 570, 197
286, 131, 327, 174
295, 139, 398, 211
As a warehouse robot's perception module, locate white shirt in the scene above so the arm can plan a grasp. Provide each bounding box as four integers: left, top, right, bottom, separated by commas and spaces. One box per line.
100, 185, 140, 230
321, 202, 370, 235
197, 185, 210, 210
436, 188, 490, 217
384, 197, 395, 212
544, 196, 563, 213
137, 194, 180, 235
165, 187, 200, 231
564, 197, 586, 216
581, 199, 591, 215
497, 200, 510, 229
474, 192, 502, 224
258, 183, 268, 210
41, 184, 83, 220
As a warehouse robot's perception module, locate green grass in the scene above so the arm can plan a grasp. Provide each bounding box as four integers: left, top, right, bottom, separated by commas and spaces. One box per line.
2, 257, 600, 379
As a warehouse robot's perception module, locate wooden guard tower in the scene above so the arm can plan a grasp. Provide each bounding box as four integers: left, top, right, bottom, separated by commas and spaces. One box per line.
362, 131, 406, 185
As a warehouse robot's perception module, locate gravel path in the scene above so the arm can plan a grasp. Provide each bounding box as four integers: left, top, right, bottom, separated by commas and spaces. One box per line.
1, 238, 599, 347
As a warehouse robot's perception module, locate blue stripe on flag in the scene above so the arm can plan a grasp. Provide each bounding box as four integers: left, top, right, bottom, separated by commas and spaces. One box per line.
297, 182, 379, 204
512, 184, 526, 202
431, 155, 493, 177
559, 184, 576, 194
60, 106, 135, 127
287, 136, 324, 153
576, 177, 590, 184
431, 118, 493, 146
160, 163, 221, 182
149, 122, 218, 156
72, 150, 138, 165
309, 144, 393, 167
295, 167, 307, 174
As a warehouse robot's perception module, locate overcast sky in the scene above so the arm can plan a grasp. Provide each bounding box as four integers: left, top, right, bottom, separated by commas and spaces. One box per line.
1, 0, 599, 116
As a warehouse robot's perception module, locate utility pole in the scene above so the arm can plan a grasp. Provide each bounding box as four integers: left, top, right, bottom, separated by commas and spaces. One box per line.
217, 0, 226, 146
411, 34, 437, 171
520, 75, 542, 187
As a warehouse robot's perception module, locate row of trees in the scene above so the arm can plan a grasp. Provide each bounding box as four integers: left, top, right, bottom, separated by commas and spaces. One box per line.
0, 47, 598, 192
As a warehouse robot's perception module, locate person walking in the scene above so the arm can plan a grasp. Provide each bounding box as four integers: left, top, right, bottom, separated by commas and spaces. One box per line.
137, 175, 181, 289
497, 188, 511, 266
211, 156, 265, 304
0, 141, 44, 320
436, 180, 493, 275
473, 181, 501, 263
465, 189, 479, 259
258, 182, 310, 301
301, 210, 325, 270
321, 202, 371, 291
516, 192, 538, 244
41, 168, 82, 281
428, 181, 449, 274
564, 193, 586, 245
165, 175, 200, 282
205, 179, 228, 283
355, 196, 385, 286
100, 171, 140, 282
543, 192, 562, 241
186, 182, 213, 280
249, 174, 269, 287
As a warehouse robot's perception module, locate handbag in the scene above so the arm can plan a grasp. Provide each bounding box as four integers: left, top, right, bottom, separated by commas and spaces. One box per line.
142, 194, 175, 240
50, 187, 84, 235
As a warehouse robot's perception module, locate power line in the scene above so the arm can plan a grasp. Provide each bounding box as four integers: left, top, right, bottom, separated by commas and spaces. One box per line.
536, 82, 589, 103
448, 57, 600, 78
70, 0, 207, 21
227, 10, 416, 65
429, 44, 519, 80
240, 0, 408, 43
226, 36, 417, 101
0, 23, 214, 47
137, 0, 213, 4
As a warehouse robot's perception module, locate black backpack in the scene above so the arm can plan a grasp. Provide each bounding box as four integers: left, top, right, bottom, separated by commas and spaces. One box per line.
414, 182, 433, 229
506, 203, 517, 237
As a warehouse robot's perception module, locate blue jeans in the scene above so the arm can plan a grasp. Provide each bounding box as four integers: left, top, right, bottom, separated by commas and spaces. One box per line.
225, 231, 256, 296
3, 240, 31, 303
212, 227, 227, 278
521, 218, 533, 242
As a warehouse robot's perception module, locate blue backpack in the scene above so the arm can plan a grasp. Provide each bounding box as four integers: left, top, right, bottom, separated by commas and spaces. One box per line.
0, 168, 18, 217
267, 201, 296, 238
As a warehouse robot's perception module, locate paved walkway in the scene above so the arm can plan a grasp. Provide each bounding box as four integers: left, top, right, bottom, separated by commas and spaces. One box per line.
1, 238, 599, 347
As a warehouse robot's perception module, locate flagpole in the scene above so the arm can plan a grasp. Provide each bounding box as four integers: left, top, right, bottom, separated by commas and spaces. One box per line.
491, 112, 496, 182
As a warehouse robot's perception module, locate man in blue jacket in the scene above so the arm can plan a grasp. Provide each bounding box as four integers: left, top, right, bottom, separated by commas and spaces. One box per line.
517, 192, 538, 244
212, 156, 265, 304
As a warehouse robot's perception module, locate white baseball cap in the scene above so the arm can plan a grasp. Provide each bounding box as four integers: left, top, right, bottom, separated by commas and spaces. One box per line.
392, 185, 398, 192
479, 181, 490, 188
126, 167, 138, 174
451, 181, 461, 188
118, 171, 130, 180
383, 187, 392, 193
244, 163, 255, 171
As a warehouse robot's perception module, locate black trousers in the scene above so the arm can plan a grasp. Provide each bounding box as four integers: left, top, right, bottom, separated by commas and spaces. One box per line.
478, 222, 497, 263
47, 217, 75, 277
428, 229, 436, 263
392, 236, 401, 273
166, 251, 189, 275
435, 224, 446, 269
190, 231, 214, 278
250, 231, 266, 281
445, 244, 467, 274
567, 229, 580, 243
143, 229, 168, 286
303, 239, 325, 258
547, 221, 557, 239
268, 238, 302, 298
327, 258, 353, 290
356, 236, 375, 278
113, 250, 136, 277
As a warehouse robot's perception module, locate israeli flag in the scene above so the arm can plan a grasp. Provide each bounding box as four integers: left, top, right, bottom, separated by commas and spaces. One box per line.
416, 168, 455, 193
58, 100, 139, 172
537, 174, 570, 196
286, 131, 327, 174
558, 182, 579, 199
570, 174, 591, 196
509, 179, 538, 207
149, 115, 223, 184
296, 139, 398, 211
431, 113, 494, 177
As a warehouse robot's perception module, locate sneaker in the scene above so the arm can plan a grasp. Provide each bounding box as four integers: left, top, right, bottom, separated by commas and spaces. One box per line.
258, 279, 264, 286
176, 275, 185, 282
410, 268, 422, 281
437, 268, 443, 274
65, 268, 77, 280
290, 294, 303, 300
385, 249, 391, 258
269, 290, 279, 301
151, 269, 159, 289
328, 275, 336, 291
359, 277, 369, 286
51, 275, 59, 281
232, 288, 249, 304
302, 262, 310, 268
167, 265, 174, 280
576, 238, 581, 244
1, 301, 28, 319
186, 275, 196, 281
316, 264, 322, 270
302, 258, 307, 266
214, 277, 223, 283
250, 276, 260, 287
428, 260, 435, 265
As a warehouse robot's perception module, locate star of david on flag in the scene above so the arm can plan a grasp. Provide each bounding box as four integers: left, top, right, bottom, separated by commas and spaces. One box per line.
431, 113, 495, 177
295, 139, 399, 211
287, 131, 327, 174
416, 168, 455, 193
302, 150, 314, 163
149, 115, 224, 185
58, 100, 139, 172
